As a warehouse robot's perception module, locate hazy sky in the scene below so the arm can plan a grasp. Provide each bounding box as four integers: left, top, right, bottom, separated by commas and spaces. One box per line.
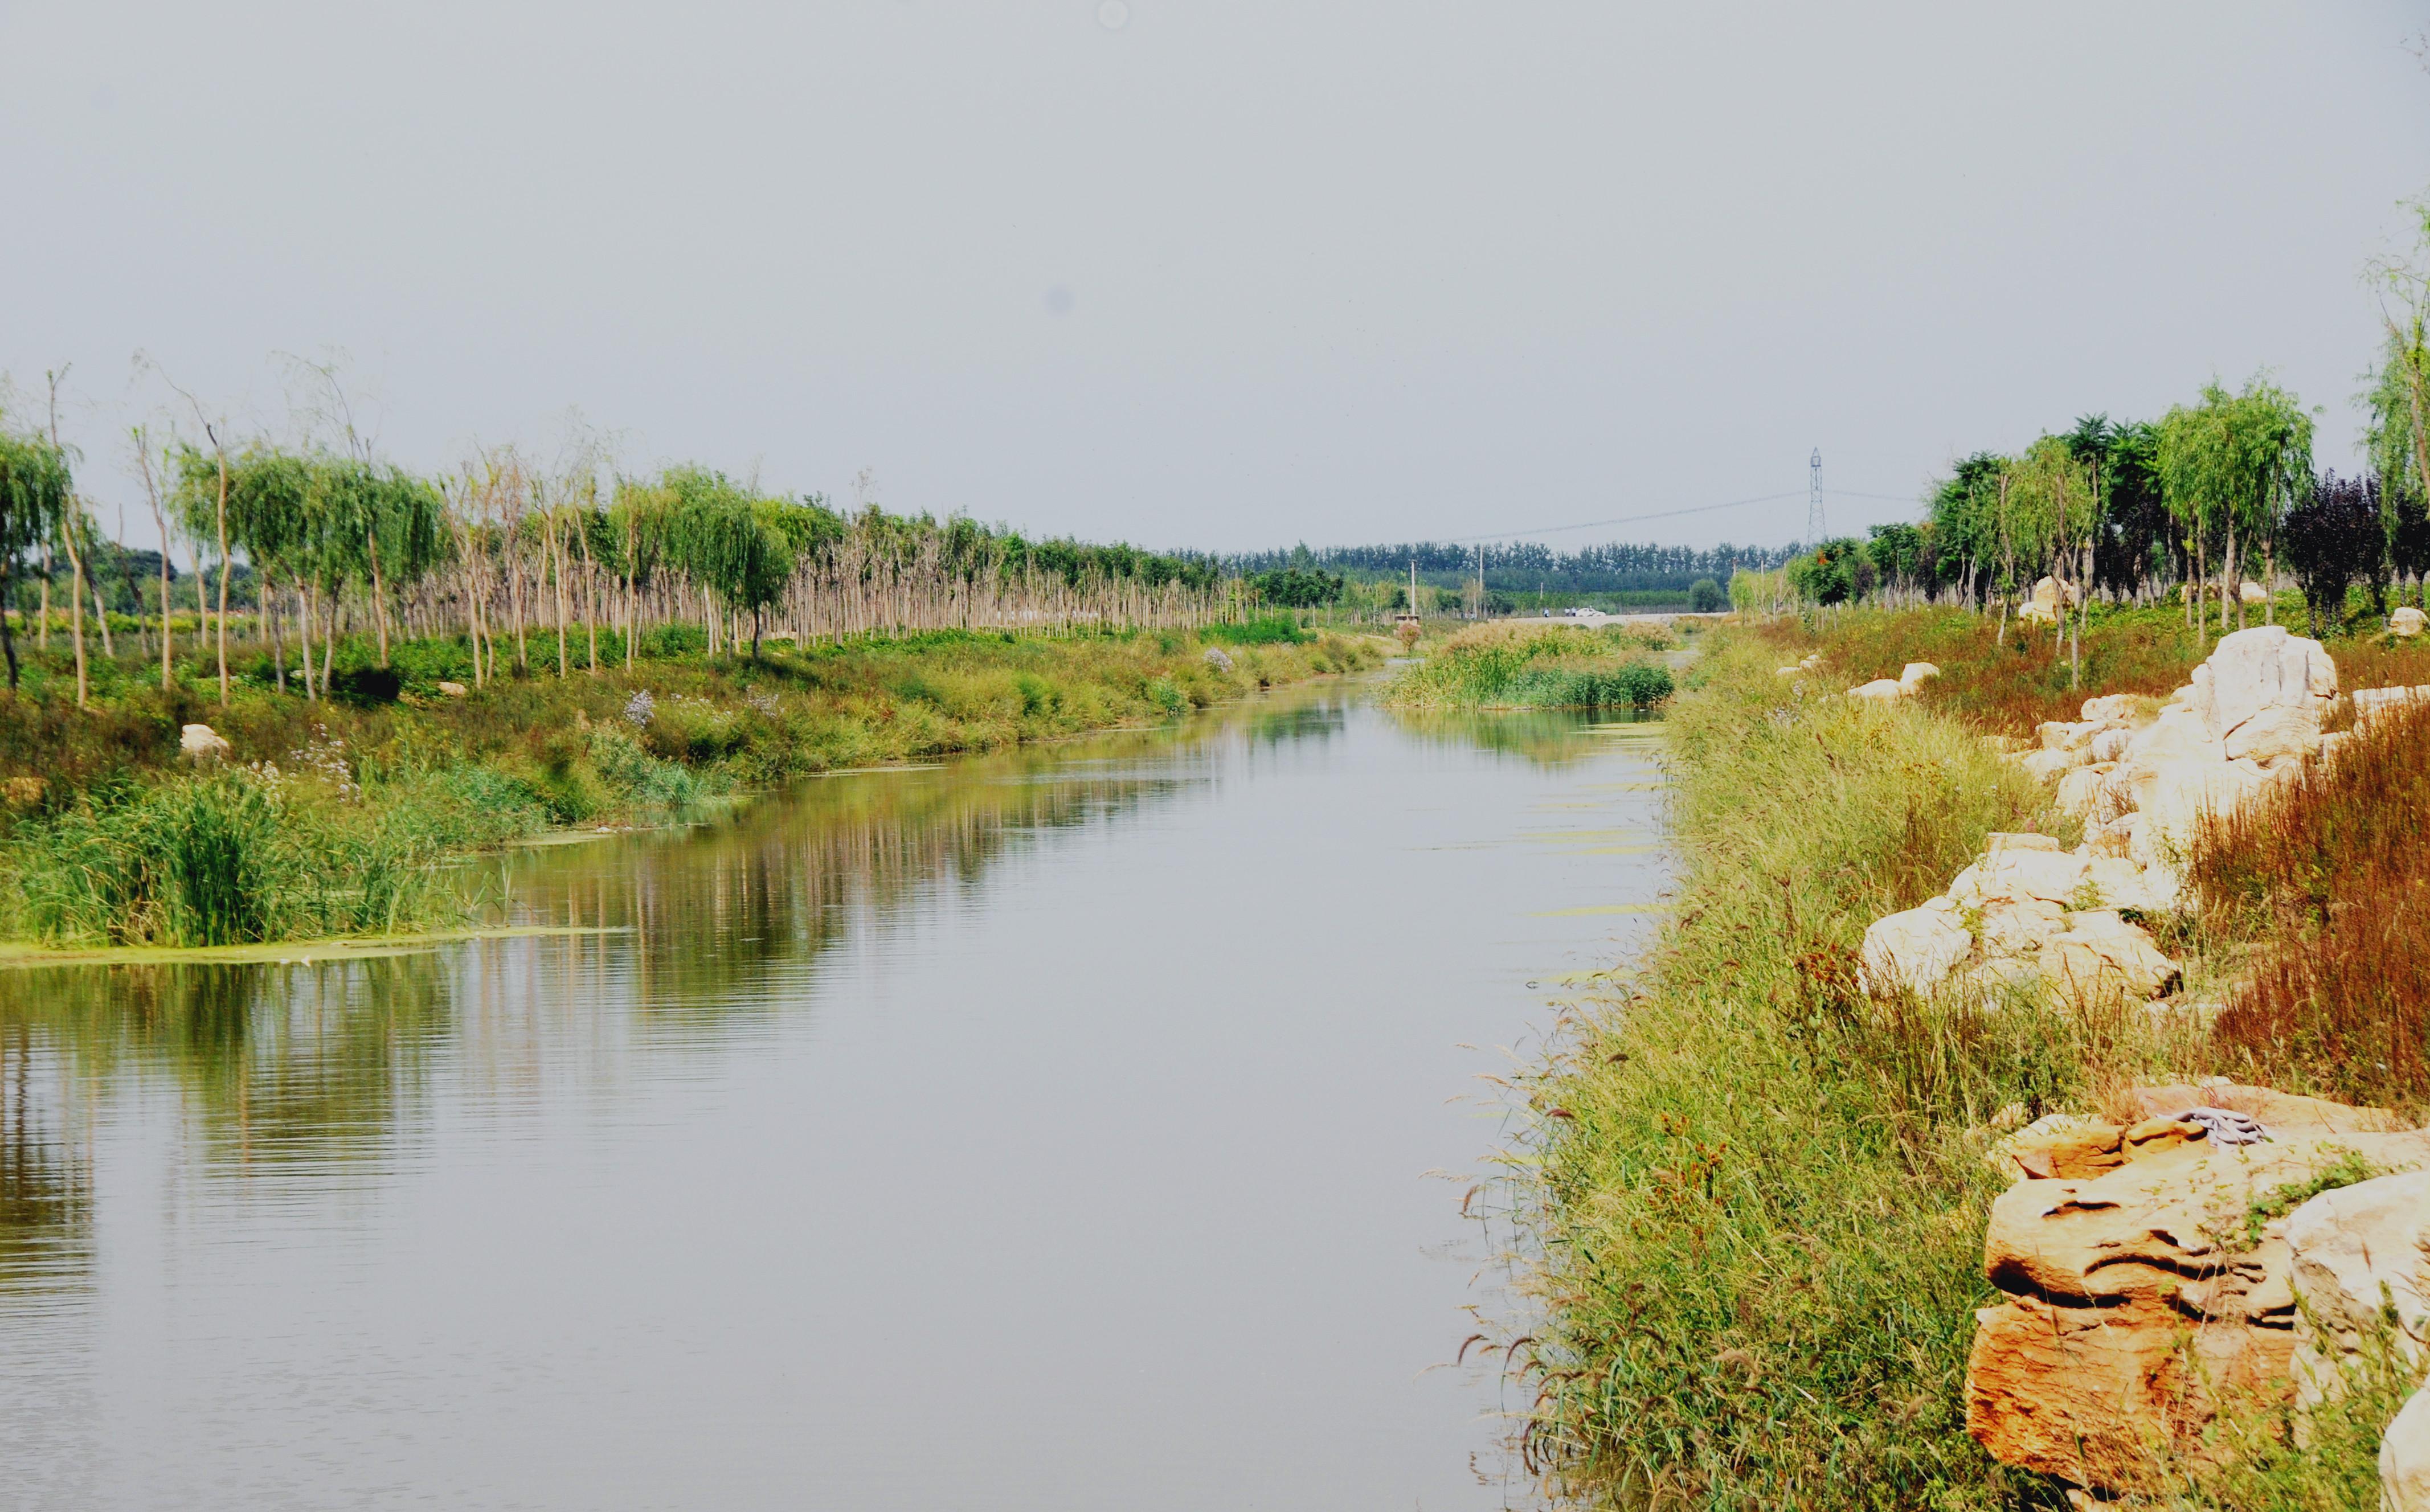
6, 2, 2427, 554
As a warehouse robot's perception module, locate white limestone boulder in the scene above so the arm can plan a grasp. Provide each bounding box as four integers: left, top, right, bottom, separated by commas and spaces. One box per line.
1848, 678, 1907, 702
2240, 579, 2269, 605
2387, 1387, 2430, 1512
1860, 896, 1971, 997
2132, 759, 2272, 869
2286, 1169, 2430, 1406
2190, 625, 2335, 747
2396, 607, 2427, 640
179, 723, 231, 762
2039, 909, 2180, 1003
2053, 763, 2118, 819
1900, 661, 1940, 690
2355, 685, 2430, 727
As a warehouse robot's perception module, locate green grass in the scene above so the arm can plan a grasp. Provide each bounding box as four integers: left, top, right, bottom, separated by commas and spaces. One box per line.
1386, 621, 1676, 710
1495, 630, 2156, 1510
0, 622, 1384, 947
1504, 608, 2430, 1507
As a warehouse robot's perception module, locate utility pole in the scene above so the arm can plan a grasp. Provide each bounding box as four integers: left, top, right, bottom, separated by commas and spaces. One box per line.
1807, 448, 1825, 544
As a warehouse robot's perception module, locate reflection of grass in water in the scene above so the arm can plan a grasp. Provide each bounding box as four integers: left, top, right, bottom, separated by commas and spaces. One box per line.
1387, 705, 1661, 767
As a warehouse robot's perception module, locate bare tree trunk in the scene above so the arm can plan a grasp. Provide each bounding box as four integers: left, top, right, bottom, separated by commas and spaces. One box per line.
549, 518, 570, 678
367, 530, 392, 665
59, 520, 89, 708
297, 583, 318, 701
208, 431, 231, 704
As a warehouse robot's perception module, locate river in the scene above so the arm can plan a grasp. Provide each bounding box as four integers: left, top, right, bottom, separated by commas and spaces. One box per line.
0, 678, 1670, 1510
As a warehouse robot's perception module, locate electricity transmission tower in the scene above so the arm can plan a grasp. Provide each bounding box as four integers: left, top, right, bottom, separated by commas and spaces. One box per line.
1807, 448, 1825, 543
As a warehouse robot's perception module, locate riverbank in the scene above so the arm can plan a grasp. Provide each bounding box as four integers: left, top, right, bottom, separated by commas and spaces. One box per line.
0, 623, 1383, 949
1498, 609, 2430, 1509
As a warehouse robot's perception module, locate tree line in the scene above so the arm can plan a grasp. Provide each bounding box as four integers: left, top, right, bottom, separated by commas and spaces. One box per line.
0, 415, 1237, 710
1776, 200, 2430, 658
1227, 540, 1798, 595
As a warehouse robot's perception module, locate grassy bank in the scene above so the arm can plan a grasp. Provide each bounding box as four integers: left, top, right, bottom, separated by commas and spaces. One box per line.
1499, 610, 2430, 1509
0, 622, 1381, 948
1385, 621, 1679, 710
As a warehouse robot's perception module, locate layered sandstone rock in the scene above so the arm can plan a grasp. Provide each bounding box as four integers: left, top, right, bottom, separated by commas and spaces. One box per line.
1966, 1089, 2430, 1493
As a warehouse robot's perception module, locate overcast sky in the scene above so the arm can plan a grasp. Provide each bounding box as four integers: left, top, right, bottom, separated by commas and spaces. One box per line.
6, 2, 2427, 555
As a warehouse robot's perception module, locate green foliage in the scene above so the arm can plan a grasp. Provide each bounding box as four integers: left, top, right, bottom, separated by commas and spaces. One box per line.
1688, 576, 1726, 612
1201, 617, 1312, 646
1786, 537, 1872, 604
1252, 566, 1344, 607
1384, 622, 1675, 709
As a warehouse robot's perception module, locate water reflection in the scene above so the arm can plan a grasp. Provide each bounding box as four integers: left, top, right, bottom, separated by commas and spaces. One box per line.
0, 702, 1303, 1298
0, 681, 1672, 1511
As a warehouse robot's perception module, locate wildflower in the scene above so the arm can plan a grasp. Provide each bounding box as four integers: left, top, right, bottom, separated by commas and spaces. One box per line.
624, 689, 656, 727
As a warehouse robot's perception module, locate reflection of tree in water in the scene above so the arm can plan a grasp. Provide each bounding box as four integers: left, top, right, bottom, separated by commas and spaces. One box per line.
0, 1025, 90, 1300
0, 686, 1343, 1290
495, 728, 1213, 1025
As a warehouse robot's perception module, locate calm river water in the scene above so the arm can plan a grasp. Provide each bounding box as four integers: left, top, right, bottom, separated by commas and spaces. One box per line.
0, 678, 1670, 1510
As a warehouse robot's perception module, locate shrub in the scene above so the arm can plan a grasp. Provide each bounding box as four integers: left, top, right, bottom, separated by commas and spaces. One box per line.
1688, 576, 1726, 612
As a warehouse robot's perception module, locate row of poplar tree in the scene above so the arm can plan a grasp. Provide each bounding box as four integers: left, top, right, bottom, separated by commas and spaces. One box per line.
0, 424, 1229, 708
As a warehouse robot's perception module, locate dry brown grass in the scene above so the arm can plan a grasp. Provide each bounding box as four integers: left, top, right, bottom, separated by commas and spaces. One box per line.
2194, 699, 2430, 1115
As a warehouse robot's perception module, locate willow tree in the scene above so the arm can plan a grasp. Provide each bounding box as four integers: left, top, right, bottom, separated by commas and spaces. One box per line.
0, 424, 73, 690
666, 467, 799, 658
2163, 379, 2314, 634
2368, 199, 2430, 604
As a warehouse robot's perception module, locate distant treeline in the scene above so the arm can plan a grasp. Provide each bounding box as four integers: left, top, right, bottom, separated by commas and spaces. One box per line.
1222, 540, 1802, 595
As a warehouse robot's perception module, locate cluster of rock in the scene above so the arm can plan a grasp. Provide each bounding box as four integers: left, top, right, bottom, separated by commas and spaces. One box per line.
1859, 625, 2346, 1011
1965, 1083, 2430, 1506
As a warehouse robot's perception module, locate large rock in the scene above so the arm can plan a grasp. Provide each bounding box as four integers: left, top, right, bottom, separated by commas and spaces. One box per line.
1859, 897, 1970, 996
2355, 685, 2430, 727
2080, 693, 2143, 724
2190, 625, 2336, 747
2396, 607, 2427, 640
2223, 703, 2322, 763
2038, 909, 2179, 1003
2054, 763, 2113, 819
2286, 1169, 2430, 1404
2040, 720, 2101, 753
1900, 661, 1940, 690
180, 723, 231, 762
1949, 842, 2088, 909
2240, 579, 2269, 605
1848, 678, 1908, 703
2016, 747, 2087, 782
2387, 1387, 2430, 1512
1967, 1111, 2430, 1492
2131, 758, 2271, 869
1979, 896, 2068, 958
